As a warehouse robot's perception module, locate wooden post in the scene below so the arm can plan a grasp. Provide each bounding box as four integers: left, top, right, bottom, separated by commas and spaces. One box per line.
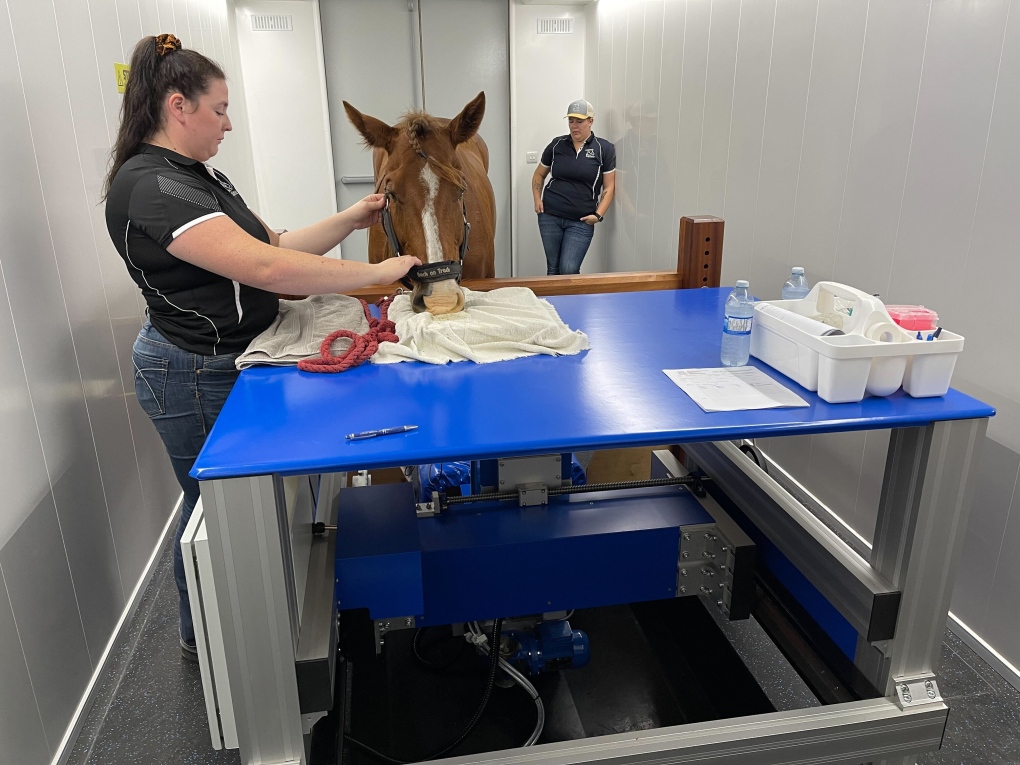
678, 216, 724, 289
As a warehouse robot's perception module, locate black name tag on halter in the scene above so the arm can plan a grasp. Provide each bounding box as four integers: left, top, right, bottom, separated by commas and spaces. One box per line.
409, 261, 462, 284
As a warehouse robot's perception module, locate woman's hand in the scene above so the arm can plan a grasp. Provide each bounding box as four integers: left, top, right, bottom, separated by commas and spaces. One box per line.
374, 254, 422, 284
346, 194, 387, 231
535, 199, 544, 214
580, 214, 600, 225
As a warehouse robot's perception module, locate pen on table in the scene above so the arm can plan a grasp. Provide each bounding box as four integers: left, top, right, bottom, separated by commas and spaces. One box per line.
346, 425, 419, 441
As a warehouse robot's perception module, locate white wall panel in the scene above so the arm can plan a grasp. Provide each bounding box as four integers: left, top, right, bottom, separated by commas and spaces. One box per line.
0, 499, 92, 752
692, 0, 738, 220
585, 4, 608, 273
0, 575, 49, 765
886, 0, 1009, 309
787, 0, 867, 286
718, 0, 774, 287
0, 0, 253, 756
747, 0, 815, 298
671, 0, 707, 229
633, 0, 664, 269
648, 0, 685, 267
831, 0, 928, 299
951, 0, 1020, 454
139, 0, 162, 35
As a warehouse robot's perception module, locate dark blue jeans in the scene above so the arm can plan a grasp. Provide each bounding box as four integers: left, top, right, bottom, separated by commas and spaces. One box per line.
538, 212, 596, 275
132, 321, 240, 647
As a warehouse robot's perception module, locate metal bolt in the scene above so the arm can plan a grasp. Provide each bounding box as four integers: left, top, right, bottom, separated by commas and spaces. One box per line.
682, 551, 690, 559
405, 618, 413, 627
679, 586, 687, 594
703, 551, 715, 559
704, 532, 712, 540
683, 533, 690, 541
680, 568, 688, 577
925, 681, 936, 699
555, 456, 561, 462
500, 480, 505, 485
700, 586, 712, 595
716, 600, 724, 609
719, 565, 727, 572
499, 461, 505, 467
721, 546, 728, 552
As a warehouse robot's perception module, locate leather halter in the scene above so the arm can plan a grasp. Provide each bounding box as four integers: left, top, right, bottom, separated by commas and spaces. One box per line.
378, 153, 471, 290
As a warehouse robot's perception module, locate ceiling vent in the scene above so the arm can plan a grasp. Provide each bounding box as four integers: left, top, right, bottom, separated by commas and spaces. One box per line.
537, 18, 573, 34
251, 13, 293, 32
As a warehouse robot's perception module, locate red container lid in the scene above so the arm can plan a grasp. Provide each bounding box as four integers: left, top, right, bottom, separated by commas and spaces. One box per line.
886, 305, 939, 331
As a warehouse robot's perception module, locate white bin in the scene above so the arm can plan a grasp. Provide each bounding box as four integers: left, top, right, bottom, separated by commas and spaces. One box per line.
749, 282, 963, 404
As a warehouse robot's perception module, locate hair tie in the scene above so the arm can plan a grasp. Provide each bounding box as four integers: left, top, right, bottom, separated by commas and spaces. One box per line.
155, 33, 181, 57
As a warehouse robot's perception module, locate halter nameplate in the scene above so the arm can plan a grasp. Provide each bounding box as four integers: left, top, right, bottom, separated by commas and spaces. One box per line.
409, 261, 462, 284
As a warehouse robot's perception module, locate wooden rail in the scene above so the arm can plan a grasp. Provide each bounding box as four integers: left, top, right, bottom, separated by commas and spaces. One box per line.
339, 215, 724, 302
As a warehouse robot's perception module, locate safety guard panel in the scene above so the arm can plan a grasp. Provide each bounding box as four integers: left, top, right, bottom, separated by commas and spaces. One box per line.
335, 482, 721, 627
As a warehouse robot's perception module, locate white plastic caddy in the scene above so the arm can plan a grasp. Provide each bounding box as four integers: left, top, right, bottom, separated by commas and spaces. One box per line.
750, 281, 963, 404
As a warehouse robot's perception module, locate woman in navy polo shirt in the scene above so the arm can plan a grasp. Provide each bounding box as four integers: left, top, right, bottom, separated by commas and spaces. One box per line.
531, 99, 616, 274
104, 34, 419, 660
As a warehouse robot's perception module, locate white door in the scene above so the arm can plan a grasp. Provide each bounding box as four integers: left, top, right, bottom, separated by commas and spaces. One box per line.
319, 0, 511, 275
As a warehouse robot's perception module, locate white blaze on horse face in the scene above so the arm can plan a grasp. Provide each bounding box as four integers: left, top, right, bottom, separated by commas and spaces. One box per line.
420, 164, 443, 264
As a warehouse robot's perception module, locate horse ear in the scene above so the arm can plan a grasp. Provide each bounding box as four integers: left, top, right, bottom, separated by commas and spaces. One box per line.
343, 101, 397, 153
448, 91, 486, 146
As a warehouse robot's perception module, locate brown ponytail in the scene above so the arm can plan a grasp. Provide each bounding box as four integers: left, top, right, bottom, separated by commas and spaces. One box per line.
102, 35, 225, 199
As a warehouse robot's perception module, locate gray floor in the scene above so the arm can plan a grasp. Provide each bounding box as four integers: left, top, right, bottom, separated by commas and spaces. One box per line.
67, 540, 1020, 765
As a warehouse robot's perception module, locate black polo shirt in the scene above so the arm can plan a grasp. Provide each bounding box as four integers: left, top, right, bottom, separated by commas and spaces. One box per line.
105, 144, 278, 356
539, 133, 616, 221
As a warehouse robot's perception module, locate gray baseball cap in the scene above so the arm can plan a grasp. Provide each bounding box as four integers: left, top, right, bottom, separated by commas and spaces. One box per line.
565, 99, 594, 119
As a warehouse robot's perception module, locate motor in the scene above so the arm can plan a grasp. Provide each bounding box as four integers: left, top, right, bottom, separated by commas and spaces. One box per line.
502, 619, 589, 675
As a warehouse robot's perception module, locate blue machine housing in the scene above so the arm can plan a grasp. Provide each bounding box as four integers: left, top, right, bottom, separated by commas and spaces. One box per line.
334, 482, 714, 627
505, 620, 590, 675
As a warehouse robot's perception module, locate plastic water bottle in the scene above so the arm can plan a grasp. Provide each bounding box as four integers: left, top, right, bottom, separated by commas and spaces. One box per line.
721, 280, 754, 367
781, 267, 810, 300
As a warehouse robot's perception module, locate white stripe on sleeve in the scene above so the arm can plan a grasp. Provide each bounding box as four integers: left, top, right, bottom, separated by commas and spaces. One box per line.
172, 211, 226, 239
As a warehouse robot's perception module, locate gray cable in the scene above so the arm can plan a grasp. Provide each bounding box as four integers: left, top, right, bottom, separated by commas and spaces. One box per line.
467, 623, 546, 746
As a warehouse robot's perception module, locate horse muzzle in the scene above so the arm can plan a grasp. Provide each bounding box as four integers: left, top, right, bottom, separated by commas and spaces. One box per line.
406, 261, 466, 315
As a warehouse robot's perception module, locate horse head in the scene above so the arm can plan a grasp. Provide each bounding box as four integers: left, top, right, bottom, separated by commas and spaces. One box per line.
344, 92, 488, 315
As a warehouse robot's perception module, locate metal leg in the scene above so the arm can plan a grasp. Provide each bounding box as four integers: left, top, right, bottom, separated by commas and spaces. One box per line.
201, 475, 305, 765
857, 419, 988, 695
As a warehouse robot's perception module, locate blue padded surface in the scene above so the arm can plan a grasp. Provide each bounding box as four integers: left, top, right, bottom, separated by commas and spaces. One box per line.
193, 289, 994, 480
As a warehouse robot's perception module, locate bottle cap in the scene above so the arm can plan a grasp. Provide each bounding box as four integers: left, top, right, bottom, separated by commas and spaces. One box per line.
792, 267, 804, 274
736, 280, 749, 288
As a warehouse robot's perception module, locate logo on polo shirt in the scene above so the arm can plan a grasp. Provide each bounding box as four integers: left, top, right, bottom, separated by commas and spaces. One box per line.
206, 165, 240, 197
585, 148, 595, 158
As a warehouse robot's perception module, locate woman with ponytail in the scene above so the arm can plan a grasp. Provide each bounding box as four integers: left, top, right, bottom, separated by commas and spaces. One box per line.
105, 35, 419, 661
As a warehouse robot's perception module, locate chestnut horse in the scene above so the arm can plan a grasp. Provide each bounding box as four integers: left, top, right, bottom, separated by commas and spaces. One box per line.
343, 92, 496, 314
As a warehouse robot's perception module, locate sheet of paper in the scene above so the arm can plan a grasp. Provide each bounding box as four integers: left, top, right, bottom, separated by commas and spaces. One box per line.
663, 366, 810, 412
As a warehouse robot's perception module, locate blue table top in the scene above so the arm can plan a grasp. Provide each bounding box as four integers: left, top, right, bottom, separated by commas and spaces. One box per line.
192, 288, 995, 480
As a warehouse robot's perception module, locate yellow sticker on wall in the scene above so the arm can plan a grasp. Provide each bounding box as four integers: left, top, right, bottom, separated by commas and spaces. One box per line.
115, 63, 130, 93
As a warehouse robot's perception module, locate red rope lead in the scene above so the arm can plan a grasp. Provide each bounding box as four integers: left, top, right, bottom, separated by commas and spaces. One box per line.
297, 296, 399, 374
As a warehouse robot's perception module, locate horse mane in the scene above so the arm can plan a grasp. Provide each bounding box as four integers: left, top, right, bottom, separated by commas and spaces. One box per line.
397, 111, 466, 191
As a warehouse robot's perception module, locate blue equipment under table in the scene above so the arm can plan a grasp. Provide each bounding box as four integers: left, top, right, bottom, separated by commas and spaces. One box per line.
192, 288, 994, 765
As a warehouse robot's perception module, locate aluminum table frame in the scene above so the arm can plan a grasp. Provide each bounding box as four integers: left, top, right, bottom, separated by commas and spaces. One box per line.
194, 289, 993, 765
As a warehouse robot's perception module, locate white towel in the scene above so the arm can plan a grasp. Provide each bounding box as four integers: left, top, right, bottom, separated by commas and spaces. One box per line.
236, 294, 368, 369
372, 287, 589, 365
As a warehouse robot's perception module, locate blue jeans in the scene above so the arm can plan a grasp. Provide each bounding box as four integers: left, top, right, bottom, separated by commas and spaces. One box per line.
132, 321, 241, 647
538, 213, 596, 275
